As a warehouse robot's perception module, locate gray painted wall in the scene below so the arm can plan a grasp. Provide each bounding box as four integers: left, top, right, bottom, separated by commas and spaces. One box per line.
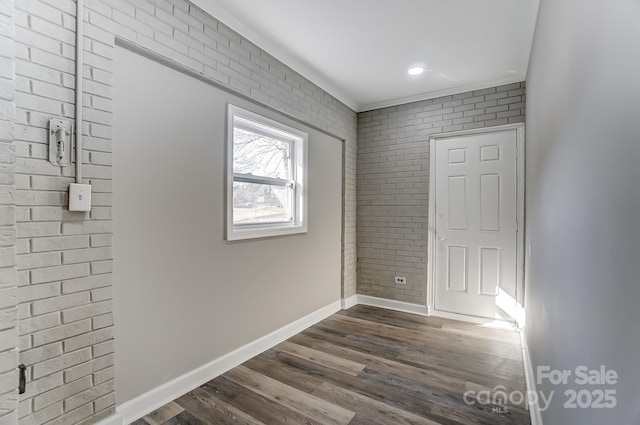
357, 83, 525, 304
113, 46, 342, 403
525, 0, 640, 423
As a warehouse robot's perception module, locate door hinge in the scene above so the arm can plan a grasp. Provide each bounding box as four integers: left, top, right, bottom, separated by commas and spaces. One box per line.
18, 364, 26, 394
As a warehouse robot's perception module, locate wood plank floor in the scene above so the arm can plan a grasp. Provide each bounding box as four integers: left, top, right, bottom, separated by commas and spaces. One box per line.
133, 306, 530, 425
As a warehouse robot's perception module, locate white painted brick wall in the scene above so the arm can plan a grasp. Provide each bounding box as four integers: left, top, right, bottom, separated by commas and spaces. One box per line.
357, 82, 525, 304
0, 0, 17, 424
12, 1, 357, 424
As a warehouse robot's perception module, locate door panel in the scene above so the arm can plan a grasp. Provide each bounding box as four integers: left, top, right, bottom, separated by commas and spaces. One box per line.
447, 246, 468, 292
480, 174, 501, 231
480, 247, 500, 296
434, 129, 518, 320
448, 176, 467, 230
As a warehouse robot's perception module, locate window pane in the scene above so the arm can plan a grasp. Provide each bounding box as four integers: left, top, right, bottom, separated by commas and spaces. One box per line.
233, 127, 292, 180
233, 181, 293, 225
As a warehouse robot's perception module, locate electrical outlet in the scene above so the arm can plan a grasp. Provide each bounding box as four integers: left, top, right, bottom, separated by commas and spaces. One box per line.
395, 276, 406, 285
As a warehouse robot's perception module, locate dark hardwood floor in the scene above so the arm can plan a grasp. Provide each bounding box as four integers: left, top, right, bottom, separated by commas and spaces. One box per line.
132, 305, 530, 425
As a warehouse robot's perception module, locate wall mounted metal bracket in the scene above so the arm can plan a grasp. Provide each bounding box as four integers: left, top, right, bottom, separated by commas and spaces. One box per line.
48, 118, 73, 167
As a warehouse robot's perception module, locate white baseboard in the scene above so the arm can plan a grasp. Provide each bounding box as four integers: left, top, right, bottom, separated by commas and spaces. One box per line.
92, 412, 123, 425
356, 294, 429, 316
521, 330, 544, 425
342, 294, 358, 309
114, 300, 342, 424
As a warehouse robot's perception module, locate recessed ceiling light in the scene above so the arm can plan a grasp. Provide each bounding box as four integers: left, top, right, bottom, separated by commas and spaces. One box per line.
408, 66, 424, 76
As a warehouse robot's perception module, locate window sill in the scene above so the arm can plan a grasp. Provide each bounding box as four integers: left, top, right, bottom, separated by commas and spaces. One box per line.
226, 224, 307, 241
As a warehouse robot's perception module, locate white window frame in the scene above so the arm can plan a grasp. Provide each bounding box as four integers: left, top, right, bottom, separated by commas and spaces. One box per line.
226, 104, 308, 241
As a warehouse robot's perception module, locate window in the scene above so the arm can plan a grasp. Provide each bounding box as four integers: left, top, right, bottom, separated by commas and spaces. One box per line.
226, 105, 308, 240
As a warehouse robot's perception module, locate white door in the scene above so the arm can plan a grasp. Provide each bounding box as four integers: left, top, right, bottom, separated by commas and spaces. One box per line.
432, 128, 520, 320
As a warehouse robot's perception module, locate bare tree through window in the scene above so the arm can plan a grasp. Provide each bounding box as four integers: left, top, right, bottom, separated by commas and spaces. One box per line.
232, 128, 293, 224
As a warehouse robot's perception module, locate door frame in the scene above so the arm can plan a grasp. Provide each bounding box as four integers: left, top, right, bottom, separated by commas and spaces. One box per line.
427, 123, 525, 325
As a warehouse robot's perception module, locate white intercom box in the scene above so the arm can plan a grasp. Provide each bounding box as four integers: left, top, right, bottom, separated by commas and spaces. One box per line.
69, 183, 92, 212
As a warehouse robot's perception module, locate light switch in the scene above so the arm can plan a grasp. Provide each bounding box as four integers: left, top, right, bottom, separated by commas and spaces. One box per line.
69, 183, 92, 212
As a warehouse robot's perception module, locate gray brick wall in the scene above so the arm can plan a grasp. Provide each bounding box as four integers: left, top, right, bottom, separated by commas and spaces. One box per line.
357, 82, 525, 304
12, 1, 357, 424
14, 0, 117, 420
0, 0, 17, 423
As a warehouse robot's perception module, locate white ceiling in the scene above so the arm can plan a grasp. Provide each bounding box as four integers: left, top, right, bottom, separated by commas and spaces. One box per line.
191, 0, 540, 112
